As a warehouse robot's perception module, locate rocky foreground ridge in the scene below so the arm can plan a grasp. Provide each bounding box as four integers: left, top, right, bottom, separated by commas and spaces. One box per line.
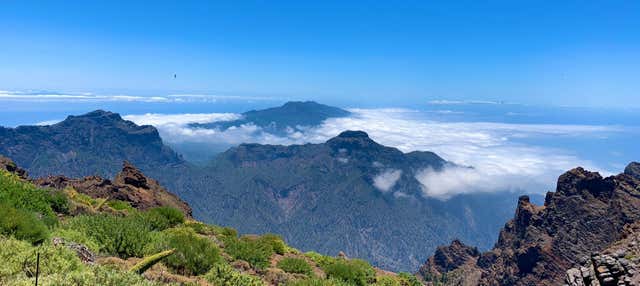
33, 161, 193, 217
1, 154, 192, 217
419, 162, 640, 286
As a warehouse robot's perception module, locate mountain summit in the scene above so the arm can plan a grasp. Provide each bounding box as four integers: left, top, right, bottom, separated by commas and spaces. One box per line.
190, 101, 351, 134
0, 110, 184, 178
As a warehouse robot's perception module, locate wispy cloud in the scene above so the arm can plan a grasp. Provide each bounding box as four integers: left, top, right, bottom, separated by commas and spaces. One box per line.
124, 109, 619, 198
427, 99, 509, 105
0, 90, 280, 103
373, 169, 402, 192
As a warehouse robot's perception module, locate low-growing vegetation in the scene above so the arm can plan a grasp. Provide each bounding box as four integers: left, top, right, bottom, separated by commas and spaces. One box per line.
0, 167, 425, 285
323, 258, 376, 286
65, 214, 153, 258
224, 235, 277, 270
146, 227, 222, 275
277, 257, 313, 275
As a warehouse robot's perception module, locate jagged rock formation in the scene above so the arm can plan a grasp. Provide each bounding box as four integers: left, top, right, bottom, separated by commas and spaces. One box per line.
0, 154, 27, 179
419, 163, 640, 285
0, 110, 184, 178
417, 240, 481, 284
34, 161, 192, 216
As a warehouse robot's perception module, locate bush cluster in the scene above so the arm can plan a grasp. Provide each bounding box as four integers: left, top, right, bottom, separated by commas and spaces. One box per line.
322, 259, 375, 286
396, 272, 423, 286
286, 278, 351, 286
224, 235, 281, 269
304, 252, 336, 269
64, 214, 152, 258
142, 206, 185, 231
277, 257, 313, 275
146, 227, 221, 276
204, 263, 265, 286
0, 204, 49, 244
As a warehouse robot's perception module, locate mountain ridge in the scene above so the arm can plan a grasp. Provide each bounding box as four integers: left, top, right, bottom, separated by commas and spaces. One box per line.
0, 108, 527, 272
0, 109, 185, 178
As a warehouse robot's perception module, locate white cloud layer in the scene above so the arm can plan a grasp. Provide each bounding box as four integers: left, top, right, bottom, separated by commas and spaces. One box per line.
123, 109, 618, 199
373, 169, 403, 192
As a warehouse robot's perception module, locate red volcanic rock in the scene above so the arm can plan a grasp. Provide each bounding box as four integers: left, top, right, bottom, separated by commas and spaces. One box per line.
35, 161, 192, 217
419, 164, 640, 286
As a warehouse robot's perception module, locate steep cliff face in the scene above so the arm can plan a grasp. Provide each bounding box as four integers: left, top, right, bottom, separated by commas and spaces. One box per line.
34, 161, 192, 216
419, 163, 640, 286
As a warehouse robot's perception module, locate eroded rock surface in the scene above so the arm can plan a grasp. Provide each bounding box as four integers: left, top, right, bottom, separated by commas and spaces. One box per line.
420, 164, 640, 286
35, 161, 192, 216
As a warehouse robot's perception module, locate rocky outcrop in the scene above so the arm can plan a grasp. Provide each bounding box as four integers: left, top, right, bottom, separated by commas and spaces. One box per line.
418, 240, 480, 277
0, 155, 27, 179
52, 237, 96, 264
417, 240, 482, 285
565, 222, 640, 286
34, 161, 192, 217
625, 162, 640, 180
419, 164, 640, 286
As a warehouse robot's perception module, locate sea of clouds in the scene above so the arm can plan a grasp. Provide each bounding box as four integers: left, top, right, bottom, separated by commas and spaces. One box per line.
122, 108, 617, 199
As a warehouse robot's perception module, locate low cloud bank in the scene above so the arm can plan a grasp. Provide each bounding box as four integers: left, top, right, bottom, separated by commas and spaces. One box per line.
373, 169, 402, 192
124, 109, 616, 199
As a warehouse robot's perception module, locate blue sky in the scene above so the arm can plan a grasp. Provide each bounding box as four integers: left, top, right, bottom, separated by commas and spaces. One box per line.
1, 1, 639, 107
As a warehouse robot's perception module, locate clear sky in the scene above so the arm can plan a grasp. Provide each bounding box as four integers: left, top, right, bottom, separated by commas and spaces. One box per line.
1, 1, 638, 107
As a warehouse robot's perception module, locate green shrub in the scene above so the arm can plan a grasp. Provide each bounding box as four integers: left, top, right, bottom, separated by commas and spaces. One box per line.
64, 214, 151, 258
224, 236, 275, 269
184, 221, 217, 235
0, 236, 83, 283
0, 170, 56, 218
204, 263, 265, 286
44, 266, 164, 286
0, 204, 49, 244
286, 278, 351, 286
277, 257, 313, 275
397, 272, 422, 286
147, 227, 221, 275
143, 206, 185, 231
106, 199, 134, 211
323, 259, 375, 286
221, 226, 238, 237
374, 275, 400, 286
304, 252, 335, 269
184, 221, 238, 239
48, 190, 70, 214
261, 233, 287, 255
